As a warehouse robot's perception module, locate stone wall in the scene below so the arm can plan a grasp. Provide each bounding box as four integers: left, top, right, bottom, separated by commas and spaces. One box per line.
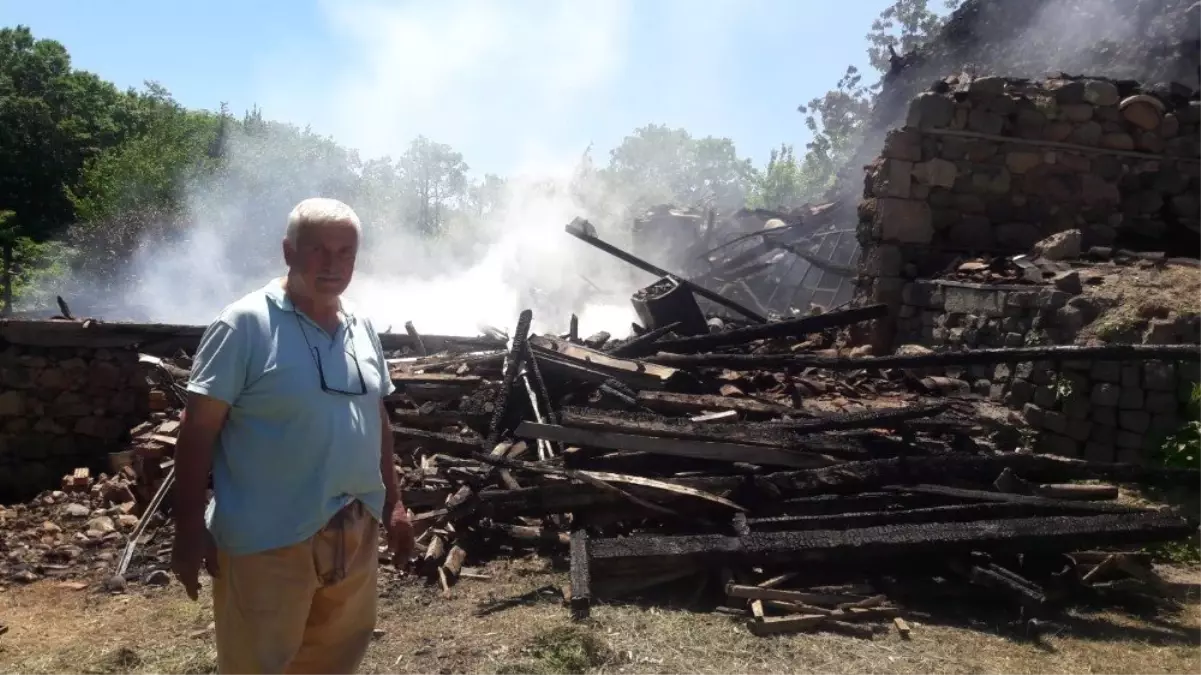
856, 74, 1200, 351
892, 265, 1201, 463
0, 343, 150, 501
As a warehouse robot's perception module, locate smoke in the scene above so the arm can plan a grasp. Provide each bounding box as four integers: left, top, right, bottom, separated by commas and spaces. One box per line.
103, 0, 672, 338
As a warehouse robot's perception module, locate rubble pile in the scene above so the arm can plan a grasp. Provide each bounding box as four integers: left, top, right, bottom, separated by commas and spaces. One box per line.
386, 292, 1199, 638
0, 405, 182, 588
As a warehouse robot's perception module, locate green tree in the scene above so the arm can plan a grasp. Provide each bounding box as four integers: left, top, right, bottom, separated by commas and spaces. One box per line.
605, 124, 756, 211
0, 26, 140, 239
68, 82, 222, 223
397, 136, 469, 236
790, 0, 962, 200
748, 144, 809, 209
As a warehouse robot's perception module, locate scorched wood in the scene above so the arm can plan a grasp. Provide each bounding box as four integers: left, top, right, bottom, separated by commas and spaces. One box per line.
565, 218, 767, 323
635, 391, 800, 419
528, 334, 683, 389
758, 454, 1201, 494
515, 422, 839, 469
649, 343, 1201, 370
391, 426, 483, 456
652, 304, 888, 353
586, 512, 1194, 568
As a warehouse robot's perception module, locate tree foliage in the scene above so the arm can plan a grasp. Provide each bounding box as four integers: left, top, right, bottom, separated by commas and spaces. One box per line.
1, 4, 962, 307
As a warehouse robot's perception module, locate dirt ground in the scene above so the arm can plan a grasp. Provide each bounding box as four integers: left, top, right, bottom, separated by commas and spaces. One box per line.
0, 556, 1198, 675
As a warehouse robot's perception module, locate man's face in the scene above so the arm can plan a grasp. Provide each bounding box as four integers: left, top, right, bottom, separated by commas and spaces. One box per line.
283, 221, 359, 298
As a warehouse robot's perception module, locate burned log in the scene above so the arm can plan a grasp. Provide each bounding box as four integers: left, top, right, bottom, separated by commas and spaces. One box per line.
653, 304, 888, 353
528, 334, 684, 390
565, 218, 767, 323
650, 343, 1201, 370
515, 422, 839, 469
588, 512, 1194, 569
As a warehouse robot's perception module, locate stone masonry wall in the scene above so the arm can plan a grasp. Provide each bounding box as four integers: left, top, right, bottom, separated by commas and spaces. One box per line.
856, 74, 1201, 352
0, 344, 150, 501
894, 271, 1201, 463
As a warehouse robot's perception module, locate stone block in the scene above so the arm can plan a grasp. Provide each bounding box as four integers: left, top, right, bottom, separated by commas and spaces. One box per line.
1118, 410, 1151, 434
1022, 403, 1045, 427
1007, 379, 1035, 405
1090, 361, 1121, 383
912, 158, 957, 188
907, 93, 955, 129
1033, 385, 1058, 409
1092, 405, 1118, 426
1005, 151, 1043, 174
1120, 363, 1141, 388
1083, 441, 1115, 463
1115, 430, 1144, 450
1118, 386, 1145, 410
1063, 396, 1091, 420
883, 128, 923, 161
1066, 417, 1093, 442
1114, 446, 1143, 465
1150, 413, 1182, 436
1043, 411, 1068, 434
878, 199, 934, 244
1143, 362, 1175, 391
1091, 383, 1121, 407
943, 286, 1005, 318
1145, 391, 1179, 415
876, 159, 913, 198
862, 244, 904, 277
1039, 433, 1080, 458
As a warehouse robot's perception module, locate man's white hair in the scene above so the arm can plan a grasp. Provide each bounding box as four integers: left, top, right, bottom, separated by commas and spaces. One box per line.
285, 197, 362, 245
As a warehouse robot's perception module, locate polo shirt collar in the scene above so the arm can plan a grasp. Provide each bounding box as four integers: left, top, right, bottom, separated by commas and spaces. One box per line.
264, 278, 357, 324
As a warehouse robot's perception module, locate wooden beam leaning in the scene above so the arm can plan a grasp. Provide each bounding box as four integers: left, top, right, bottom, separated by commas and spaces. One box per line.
515, 422, 839, 469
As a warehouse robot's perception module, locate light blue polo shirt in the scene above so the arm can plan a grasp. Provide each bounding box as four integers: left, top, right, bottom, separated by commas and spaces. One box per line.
186, 278, 396, 556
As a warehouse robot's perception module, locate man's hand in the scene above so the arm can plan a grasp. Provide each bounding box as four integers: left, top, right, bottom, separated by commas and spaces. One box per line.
383, 502, 416, 566
171, 526, 219, 601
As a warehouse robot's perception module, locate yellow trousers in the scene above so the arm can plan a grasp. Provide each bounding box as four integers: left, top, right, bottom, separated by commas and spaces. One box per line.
212, 501, 379, 674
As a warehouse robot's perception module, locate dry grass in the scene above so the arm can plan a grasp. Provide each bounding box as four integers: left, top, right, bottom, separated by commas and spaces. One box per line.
1, 555, 1199, 675
1077, 264, 1201, 342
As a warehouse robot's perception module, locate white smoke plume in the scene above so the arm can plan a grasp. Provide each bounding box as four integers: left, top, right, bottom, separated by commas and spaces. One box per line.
110, 0, 673, 338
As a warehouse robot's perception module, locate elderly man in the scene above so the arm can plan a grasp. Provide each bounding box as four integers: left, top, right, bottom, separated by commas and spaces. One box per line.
170, 197, 413, 674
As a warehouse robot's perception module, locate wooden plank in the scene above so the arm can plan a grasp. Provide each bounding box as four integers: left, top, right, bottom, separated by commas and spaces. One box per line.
516, 422, 837, 469
392, 426, 482, 456
578, 470, 747, 512
569, 530, 591, 620
528, 334, 682, 388
636, 391, 799, 418
727, 583, 865, 606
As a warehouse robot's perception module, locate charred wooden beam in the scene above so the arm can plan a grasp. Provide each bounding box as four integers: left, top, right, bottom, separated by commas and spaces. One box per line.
487, 309, 533, 448
565, 218, 767, 323
765, 402, 950, 434
649, 343, 1201, 370
392, 426, 483, 456
746, 501, 1121, 532
569, 530, 592, 620
388, 408, 489, 432
609, 321, 682, 358
588, 512, 1194, 568
529, 334, 683, 389
515, 422, 838, 469
653, 304, 888, 353
889, 485, 1140, 513
559, 407, 799, 448
758, 454, 1201, 494
635, 391, 801, 419
404, 321, 428, 355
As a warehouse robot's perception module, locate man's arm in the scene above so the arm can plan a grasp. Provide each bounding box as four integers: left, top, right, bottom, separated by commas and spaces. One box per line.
175, 394, 231, 532
171, 316, 248, 597
379, 399, 401, 513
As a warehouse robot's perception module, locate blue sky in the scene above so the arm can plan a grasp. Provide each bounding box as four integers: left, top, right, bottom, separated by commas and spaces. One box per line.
3, 0, 912, 177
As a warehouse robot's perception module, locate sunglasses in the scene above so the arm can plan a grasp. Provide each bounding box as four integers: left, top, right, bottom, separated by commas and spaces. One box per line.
294, 313, 368, 396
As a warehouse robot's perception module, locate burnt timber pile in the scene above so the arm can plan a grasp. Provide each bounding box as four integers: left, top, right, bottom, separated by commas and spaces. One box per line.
385, 288, 1199, 638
